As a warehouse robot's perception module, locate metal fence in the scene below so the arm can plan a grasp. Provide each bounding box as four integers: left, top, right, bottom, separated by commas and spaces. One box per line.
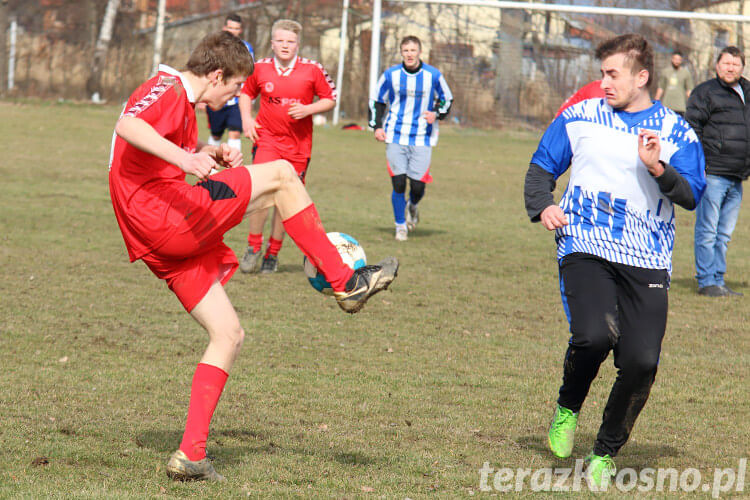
2, 0, 749, 126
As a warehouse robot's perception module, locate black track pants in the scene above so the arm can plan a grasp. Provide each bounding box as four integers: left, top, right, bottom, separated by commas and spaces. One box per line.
557, 252, 669, 457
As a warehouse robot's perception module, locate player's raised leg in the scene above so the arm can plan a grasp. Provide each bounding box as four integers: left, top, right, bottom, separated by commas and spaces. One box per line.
244, 160, 399, 313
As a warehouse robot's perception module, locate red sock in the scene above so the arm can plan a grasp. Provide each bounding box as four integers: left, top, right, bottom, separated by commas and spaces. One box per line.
265, 237, 283, 257
179, 363, 229, 461
283, 204, 353, 291
247, 233, 263, 252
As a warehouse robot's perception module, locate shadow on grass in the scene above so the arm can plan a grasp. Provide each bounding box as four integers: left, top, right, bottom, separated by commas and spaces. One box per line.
516, 433, 681, 469
135, 429, 380, 467
331, 451, 378, 466
375, 226, 447, 238
669, 277, 698, 292
670, 276, 747, 293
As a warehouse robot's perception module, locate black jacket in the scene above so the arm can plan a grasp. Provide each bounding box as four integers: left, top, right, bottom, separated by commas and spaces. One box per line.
685, 76, 750, 180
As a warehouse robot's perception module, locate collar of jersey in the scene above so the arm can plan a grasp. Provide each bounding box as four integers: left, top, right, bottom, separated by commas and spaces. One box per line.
402, 61, 423, 74
611, 100, 661, 128
274, 55, 298, 76
158, 64, 195, 103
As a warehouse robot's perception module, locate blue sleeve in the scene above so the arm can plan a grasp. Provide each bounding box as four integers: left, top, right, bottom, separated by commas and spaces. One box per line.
372, 72, 390, 104
666, 139, 706, 209
530, 115, 573, 178
434, 73, 453, 113
244, 40, 254, 58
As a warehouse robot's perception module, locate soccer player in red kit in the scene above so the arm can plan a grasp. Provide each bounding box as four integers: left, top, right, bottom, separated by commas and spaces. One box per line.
238, 19, 337, 274
109, 31, 398, 482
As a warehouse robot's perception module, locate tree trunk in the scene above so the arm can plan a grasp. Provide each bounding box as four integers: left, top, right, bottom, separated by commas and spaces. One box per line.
0, 0, 8, 94
86, 0, 121, 101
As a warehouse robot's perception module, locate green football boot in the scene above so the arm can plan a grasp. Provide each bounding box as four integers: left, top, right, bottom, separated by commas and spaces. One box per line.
584, 453, 616, 490
548, 405, 578, 458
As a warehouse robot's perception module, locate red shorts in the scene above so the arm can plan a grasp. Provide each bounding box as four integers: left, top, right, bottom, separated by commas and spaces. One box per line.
140, 167, 253, 312
252, 144, 310, 184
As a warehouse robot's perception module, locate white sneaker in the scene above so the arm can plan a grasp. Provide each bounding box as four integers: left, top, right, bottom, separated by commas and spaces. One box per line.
395, 226, 408, 242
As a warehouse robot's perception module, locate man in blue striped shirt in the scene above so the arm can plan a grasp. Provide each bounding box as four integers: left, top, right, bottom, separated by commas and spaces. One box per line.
369, 36, 453, 241
524, 34, 705, 488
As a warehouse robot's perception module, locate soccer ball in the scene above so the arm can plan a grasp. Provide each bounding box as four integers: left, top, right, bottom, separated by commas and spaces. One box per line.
303, 232, 366, 295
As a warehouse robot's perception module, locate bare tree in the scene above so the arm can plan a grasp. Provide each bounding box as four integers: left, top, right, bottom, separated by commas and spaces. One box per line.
86, 0, 120, 101
0, 0, 8, 93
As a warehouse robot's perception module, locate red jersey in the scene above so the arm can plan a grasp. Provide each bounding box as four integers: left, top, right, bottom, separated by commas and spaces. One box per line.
241, 56, 336, 161
554, 80, 604, 118
109, 65, 198, 261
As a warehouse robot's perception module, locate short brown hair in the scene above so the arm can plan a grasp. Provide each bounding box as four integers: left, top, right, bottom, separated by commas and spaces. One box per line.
186, 31, 254, 80
717, 46, 745, 66
400, 35, 421, 50
595, 33, 654, 87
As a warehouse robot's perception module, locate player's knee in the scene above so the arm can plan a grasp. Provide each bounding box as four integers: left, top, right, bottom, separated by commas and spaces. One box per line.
274, 160, 298, 185
620, 352, 659, 379
226, 324, 245, 351
391, 174, 407, 193
571, 325, 612, 354
409, 179, 425, 200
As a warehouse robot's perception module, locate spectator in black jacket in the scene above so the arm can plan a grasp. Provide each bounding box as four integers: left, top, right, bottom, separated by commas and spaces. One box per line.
686, 46, 750, 297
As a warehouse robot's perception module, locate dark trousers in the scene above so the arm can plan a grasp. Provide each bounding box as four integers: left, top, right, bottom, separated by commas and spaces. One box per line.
557, 253, 669, 457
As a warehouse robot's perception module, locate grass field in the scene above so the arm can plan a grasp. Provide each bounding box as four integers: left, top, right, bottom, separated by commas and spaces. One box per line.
0, 100, 748, 498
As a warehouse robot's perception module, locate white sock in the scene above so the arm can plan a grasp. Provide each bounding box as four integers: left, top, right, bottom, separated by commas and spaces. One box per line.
227, 138, 242, 152
207, 136, 221, 146
395, 222, 407, 231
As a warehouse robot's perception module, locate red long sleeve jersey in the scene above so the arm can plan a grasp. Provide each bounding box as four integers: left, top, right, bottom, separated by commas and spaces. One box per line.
241, 56, 336, 161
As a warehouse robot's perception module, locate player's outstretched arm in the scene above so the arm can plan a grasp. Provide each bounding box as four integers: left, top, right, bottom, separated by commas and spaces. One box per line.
115, 115, 217, 180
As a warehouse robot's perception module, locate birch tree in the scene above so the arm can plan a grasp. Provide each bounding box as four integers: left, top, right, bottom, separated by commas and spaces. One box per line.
86, 0, 120, 101
0, 0, 8, 93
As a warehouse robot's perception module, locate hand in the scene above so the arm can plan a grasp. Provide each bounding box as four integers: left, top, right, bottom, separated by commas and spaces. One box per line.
540, 205, 568, 231
243, 117, 260, 142
288, 103, 311, 120
423, 110, 437, 124
217, 143, 243, 169
638, 129, 664, 177
178, 151, 217, 181
374, 128, 386, 142
195, 102, 207, 112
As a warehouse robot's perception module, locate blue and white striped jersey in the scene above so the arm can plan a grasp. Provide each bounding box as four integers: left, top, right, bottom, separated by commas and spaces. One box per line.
370, 62, 453, 146
531, 98, 706, 273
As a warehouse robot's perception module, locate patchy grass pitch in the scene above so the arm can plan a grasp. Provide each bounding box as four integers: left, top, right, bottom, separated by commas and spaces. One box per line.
0, 100, 747, 497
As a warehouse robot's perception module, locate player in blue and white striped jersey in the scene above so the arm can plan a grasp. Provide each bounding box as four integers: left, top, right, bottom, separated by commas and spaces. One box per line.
524, 34, 706, 485
369, 36, 453, 241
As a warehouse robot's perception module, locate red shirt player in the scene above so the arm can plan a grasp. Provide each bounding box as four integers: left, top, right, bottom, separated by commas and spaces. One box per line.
238, 19, 337, 275
109, 31, 397, 482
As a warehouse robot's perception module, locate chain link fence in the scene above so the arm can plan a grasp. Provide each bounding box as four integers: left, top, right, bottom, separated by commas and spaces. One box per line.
2, 1, 749, 127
